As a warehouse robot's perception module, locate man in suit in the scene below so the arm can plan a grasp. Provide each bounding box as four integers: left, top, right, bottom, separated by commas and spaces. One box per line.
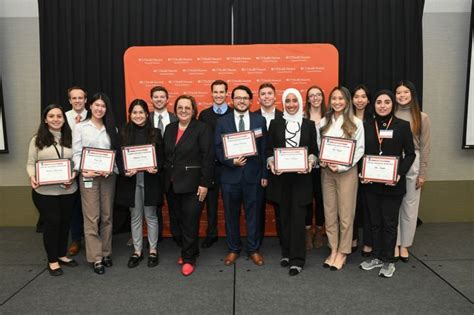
215, 85, 267, 266
198, 80, 233, 248
253, 82, 283, 244
149, 86, 179, 245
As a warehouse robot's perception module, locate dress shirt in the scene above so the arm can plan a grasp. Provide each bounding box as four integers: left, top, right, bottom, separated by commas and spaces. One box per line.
213, 103, 228, 114
319, 115, 364, 172
66, 109, 88, 130
233, 110, 250, 131
261, 108, 276, 129
153, 110, 171, 130
72, 120, 112, 171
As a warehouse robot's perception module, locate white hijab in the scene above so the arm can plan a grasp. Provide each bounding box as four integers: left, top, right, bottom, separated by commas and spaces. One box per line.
282, 88, 304, 124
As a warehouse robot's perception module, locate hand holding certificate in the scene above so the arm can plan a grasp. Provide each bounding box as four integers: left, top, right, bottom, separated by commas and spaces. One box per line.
361, 155, 399, 184
319, 136, 356, 166
122, 144, 157, 171
274, 147, 308, 173
222, 131, 257, 160
80, 147, 115, 173
36, 159, 72, 186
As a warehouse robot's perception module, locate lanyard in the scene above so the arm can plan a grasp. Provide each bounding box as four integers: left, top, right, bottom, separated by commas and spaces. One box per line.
375, 117, 392, 155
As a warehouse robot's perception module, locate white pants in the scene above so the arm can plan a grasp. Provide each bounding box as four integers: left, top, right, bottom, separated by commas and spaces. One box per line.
397, 151, 421, 247
130, 183, 158, 252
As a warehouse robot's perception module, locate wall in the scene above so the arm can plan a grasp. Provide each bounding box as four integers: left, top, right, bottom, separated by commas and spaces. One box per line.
0, 0, 472, 225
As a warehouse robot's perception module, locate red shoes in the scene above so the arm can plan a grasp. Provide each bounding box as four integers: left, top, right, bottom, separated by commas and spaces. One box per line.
182, 263, 194, 276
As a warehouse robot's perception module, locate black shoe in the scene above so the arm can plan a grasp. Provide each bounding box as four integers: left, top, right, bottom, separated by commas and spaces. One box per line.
58, 258, 78, 267
148, 252, 159, 268
127, 253, 143, 268
93, 262, 105, 275
102, 256, 113, 267
400, 256, 409, 263
351, 246, 358, 254
280, 257, 290, 267
47, 264, 63, 276
289, 266, 302, 276
201, 236, 218, 249
173, 236, 183, 248
361, 250, 373, 258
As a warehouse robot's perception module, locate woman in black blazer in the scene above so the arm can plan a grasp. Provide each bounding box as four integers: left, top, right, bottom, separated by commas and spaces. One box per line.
266, 88, 318, 276
359, 90, 415, 278
163, 95, 214, 276
115, 99, 164, 268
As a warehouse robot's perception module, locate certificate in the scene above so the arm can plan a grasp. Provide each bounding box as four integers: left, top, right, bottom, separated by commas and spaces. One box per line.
319, 136, 356, 166
222, 130, 257, 159
122, 144, 157, 171
274, 147, 308, 173
361, 155, 399, 183
80, 147, 115, 173
36, 159, 72, 186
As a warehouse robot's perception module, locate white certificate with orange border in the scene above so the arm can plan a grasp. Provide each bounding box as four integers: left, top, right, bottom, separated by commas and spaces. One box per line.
361, 155, 399, 184
36, 159, 72, 186
319, 136, 356, 166
222, 131, 257, 159
274, 147, 308, 173
122, 144, 156, 171
80, 147, 115, 173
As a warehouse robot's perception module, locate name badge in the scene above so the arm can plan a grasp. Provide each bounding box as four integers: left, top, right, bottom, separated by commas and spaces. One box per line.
379, 130, 393, 139
253, 128, 263, 138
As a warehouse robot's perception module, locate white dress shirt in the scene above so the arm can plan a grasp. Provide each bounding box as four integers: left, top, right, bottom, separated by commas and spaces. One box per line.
234, 110, 250, 131
66, 109, 88, 130
319, 115, 364, 172
260, 108, 275, 129
153, 110, 171, 130
72, 120, 112, 171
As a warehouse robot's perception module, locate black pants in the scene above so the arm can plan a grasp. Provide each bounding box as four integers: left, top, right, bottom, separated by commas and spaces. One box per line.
204, 183, 219, 238
167, 185, 203, 264
279, 189, 307, 268
305, 167, 325, 227
353, 185, 372, 246
165, 193, 181, 238
365, 191, 403, 263
32, 190, 77, 263
260, 199, 281, 243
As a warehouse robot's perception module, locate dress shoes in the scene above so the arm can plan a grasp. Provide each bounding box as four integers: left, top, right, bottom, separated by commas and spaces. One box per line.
249, 252, 264, 266
224, 252, 239, 266
67, 241, 82, 256
148, 252, 159, 268
361, 250, 373, 258
182, 263, 195, 276
280, 257, 290, 267
48, 264, 63, 276
102, 256, 113, 267
93, 262, 105, 275
58, 258, 78, 267
201, 236, 218, 249
127, 253, 143, 268
177, 256, 184, 265
400, 255, 409, 263
289, 266, 302, 276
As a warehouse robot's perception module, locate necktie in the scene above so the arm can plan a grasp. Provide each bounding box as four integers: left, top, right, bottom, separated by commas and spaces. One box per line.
216, 107, 222, 114
158, 114, 164, 137
238, 114, 245, 132
75, 114, 81, 123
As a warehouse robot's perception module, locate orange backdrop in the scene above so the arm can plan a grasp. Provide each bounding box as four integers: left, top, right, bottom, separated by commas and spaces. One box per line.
123, 43, 338, 236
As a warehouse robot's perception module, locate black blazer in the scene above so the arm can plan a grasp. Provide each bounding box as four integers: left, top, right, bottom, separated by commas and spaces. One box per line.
253, 108, 284, 121
362, 116, 416, 195
115, 127, 164, 207
163, 119, 214, 194
265, 117, 318, 205
149, 111, 178, 132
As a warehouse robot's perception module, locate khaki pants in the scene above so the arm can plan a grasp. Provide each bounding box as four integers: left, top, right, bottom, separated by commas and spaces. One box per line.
79, 174, 116, 263
321, 167, 358, 254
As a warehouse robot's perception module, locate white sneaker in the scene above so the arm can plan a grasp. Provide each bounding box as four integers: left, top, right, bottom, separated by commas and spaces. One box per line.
360, 258, 383, 271
379, 263, 396, 278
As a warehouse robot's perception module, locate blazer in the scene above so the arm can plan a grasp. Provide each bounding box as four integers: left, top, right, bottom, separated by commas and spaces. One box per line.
253, 108, 283, 120
362, 116, 416, 195
215, 111, 268, 184
115, 127, 164, 207
150, 111, 178, 133
163, 119, 214, 194
265, 117, 318, 205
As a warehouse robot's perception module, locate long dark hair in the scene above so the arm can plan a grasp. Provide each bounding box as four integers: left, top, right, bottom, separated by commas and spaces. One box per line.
394, 80, 422, 136
86, 92, 118, 148
351, 84, 373, 121
121, 99, 158, 146
320, 86, 357, 138
304, 85, 326, 118
35, 104, 72, 149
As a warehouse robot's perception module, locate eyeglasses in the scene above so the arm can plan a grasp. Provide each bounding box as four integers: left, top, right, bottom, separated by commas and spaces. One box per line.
308, 93, 322, 98
233, 96, 250, 102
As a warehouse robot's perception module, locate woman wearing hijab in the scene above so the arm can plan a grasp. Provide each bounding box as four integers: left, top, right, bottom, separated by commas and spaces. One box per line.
266, 88, 318, 276
359, 90, 415, 278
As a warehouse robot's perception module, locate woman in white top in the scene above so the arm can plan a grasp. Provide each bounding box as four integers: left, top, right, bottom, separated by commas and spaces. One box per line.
72, 92, 118, 275
319, 86, 365, 270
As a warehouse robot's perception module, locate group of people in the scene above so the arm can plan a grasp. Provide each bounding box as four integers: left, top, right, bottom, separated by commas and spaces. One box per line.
26, 79, 430, 278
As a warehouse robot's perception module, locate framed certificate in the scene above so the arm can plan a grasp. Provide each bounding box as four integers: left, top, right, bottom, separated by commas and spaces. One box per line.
36, 159, 72, 186
274, 147, 308, 173
80, 147, 115, 173
122, 144, 157, 171
361, 155, 399, 183
222, 130, 257, 160
319, 136, 356, 166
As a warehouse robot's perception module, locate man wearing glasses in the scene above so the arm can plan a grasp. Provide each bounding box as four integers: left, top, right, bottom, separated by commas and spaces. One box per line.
215, 85, 268, 267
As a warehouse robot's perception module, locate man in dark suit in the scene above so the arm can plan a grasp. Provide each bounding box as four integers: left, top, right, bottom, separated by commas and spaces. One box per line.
149, 86, 179, 245
215, 85, 267, 266
198, 80, 233, 248
253, 82, 283, 244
